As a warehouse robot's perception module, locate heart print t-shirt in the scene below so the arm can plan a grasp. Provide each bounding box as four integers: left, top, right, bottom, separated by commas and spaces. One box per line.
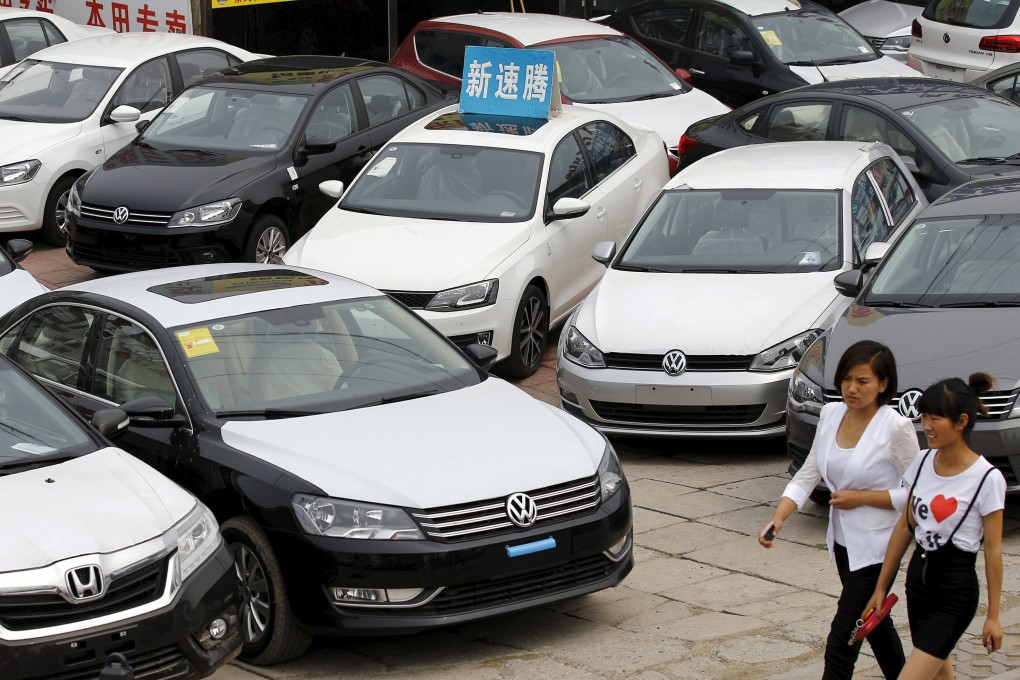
904, 451, 1006, 554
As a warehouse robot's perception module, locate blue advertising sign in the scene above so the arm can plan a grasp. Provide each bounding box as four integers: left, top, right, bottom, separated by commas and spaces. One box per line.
460, 46, 557, 119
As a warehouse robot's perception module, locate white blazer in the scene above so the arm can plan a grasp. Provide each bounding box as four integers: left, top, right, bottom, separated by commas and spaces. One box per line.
783, 402, 920, 571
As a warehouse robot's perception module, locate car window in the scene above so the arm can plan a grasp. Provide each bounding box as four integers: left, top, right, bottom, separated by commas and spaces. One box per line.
305, 83, 356, 142
5, 19, 58, 61
0, 306, 97, 389
548, 132, 593, 204
358, 74, 425, 127
752, 10, 878, 65
94, 316, 177, 406
738, 111, 761, 133
922, 0, 1020, 30
414, 29, 512, 78
868, 158, 916, 226
175, 49, 235, 89
579, 121, 636, 183
630, 7, 694, 45
695, 10, 754, 59
851, 170, 890, 258
987, 72, 1020, 104
112, 57, 171, 113
900, 97, 1020, 163
0, 60, 121, 123
839, 105, 917, 160
41, 19, 64, 46
764, 103, 831, 142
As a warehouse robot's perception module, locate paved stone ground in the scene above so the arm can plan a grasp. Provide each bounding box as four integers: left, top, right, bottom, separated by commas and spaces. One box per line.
15, 238, 1020, 679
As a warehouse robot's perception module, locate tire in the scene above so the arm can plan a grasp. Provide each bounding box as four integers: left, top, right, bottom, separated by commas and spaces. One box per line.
493, 284, 549, 380
220, 516, 312, 665
244, 215, 289, 264
41, 175, 77, 246
809, 488, 831, 505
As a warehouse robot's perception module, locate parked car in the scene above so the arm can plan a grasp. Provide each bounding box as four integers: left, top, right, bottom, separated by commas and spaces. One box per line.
63, 56, 452, 271
556, 141, 925, 438
390, 12, 730, 166
599, 0, 919, 108
0, 263, 633, 665
0, 353, 241, 680
0, 8, 109, 79
910, 0, 1020, 82
788, 175, 1020, 497
285, 103, 670, 378
678, 77, 1020, 201
0, 32, 258, 246
972, 60, 1020, 103
0, 237, 46, 317
838, 0, 926, 62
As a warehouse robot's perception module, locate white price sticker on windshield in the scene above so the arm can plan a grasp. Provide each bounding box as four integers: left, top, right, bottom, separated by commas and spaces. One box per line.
368, 157, 396, 177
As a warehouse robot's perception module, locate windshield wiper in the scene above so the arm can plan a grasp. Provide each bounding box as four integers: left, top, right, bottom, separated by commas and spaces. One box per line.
215, 408, 323, 419
171, 148, 223, 156
0, 114, 35, 122
634, 91, 677, 101
935, 300, 1020, 308
614, 264, 668, 272
865, 300, 933, 308
812, 57, 871, 66
958, 153, 1020, 165
348, 390, 439, 410
341, 205, 384, 215
0, 454, 78, 475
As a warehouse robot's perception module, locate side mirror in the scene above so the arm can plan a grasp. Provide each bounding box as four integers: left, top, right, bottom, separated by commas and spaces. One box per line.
899, 155, 920, 175
135, 119, 151, 133
591, 240, 616, 265
91, 408, 130, 438
319, 180, 345, 198
863, 241, 890, 265
109, 105, 141, 123
834, 269, 863, 297
5, 238, 32, 262
304, 135, 337, 155
464, 343, 499, 370
550, 197, 590, 219
118, 395, 186, 428
730, 50, 758, 66
675, 67, 692, 83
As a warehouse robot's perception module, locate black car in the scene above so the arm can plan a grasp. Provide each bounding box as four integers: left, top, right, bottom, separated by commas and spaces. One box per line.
64, 55, 452, 271
679, 77, 1020, 201
600, 0, 914, 107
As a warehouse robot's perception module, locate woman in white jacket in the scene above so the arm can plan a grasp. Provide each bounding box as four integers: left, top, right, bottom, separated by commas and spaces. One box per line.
759, 340, 920, 679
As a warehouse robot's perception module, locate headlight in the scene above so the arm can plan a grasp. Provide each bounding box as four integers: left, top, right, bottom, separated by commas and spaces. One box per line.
750, 329, 823, 372
598, 444, 625, 501
168, 198, 241, 227
173, 502, 221, 583
882, 36, 912, 51
788, 367, 824, 417
292, 494, 424, 540
424, 279, 498, 311
563, 325, 605, 368
67, 179, 82, 217
0, 160, 40, 185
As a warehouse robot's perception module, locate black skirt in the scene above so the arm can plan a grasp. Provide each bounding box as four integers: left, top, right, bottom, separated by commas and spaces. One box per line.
906, 543, 979, 660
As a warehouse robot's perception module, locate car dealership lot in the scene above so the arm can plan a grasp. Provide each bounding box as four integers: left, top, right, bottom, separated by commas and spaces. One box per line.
17, 241, 1020, 679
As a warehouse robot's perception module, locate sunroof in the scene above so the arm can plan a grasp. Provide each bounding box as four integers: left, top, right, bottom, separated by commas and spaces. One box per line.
147, 270, 328, 303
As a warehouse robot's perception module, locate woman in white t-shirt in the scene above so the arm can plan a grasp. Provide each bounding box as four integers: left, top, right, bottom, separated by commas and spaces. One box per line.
760, 340, 919, 679
864, 373, 1006, 680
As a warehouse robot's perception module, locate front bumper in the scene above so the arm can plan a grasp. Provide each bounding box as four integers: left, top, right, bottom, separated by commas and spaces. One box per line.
414, 301, 515, 360
0, 179, 46, 233
0, 543, 241, 680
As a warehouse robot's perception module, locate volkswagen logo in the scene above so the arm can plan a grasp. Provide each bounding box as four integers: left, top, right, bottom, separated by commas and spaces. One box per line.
506, 492, 538, 528
112, 206, 130, 224
662, 349, 687, 376
898, 389, 924, 421
65, 564, 104, 602
943, 32, 951, 43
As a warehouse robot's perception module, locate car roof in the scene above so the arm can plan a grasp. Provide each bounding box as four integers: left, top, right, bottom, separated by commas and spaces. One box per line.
921, 176, 1020, 218
671, 141, 887, 190
199, 56, 402, 94
59, 264, 383, 329
422, 12, 620, 45
786, 77, 996, 109
28, 32, 252, 68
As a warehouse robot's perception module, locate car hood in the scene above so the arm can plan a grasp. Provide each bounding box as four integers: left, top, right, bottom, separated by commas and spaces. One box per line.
0, 269, 48, 317
578, 89, 730, 148
285, 210, 531, 289
790, 56, 918, 84
0, 448, 196, 572
83, 146, 279, 212
840, 0, 921, 37
826, 304, 1020, 390
573, 268, 841, 354
0, 121, 82, 162
218, 379, 605, 508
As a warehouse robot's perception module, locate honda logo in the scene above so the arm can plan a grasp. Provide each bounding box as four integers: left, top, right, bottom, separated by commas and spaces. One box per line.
65, 565, 104, 602
662, 349, 687, 376
506, 492, 538, 528
112, 206, 130, 224
898, 389, 924, 421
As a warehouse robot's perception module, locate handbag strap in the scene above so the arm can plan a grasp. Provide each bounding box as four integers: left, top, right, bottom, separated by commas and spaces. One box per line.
906, 449, 933, 530
945, 465, 995, 544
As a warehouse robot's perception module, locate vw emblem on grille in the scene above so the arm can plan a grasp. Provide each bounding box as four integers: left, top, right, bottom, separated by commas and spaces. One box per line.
943, 32, 951, 43
65, 564, 104, 602
506, 492, 538, 528
898, 389, 924, 421
662, 349, 687, 376
112, 206, 130, 224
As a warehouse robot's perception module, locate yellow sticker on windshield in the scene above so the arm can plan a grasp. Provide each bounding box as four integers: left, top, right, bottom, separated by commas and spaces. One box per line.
760, 30, 782, 46
176, 327, 220, 358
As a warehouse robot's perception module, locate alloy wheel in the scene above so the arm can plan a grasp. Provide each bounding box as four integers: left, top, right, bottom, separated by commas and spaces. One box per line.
234, 544, 272, 644
517, 293, 546, 369
256, 227, 287, 264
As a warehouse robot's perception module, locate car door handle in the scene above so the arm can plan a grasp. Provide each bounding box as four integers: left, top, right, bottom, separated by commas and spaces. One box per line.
596, 207, 607, 219
633, 178, 642, 191
690, 68, 706, 76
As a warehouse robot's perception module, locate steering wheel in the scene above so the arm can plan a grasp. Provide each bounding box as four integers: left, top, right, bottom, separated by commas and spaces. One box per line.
333, 362, 367, 390
974, 133, 1008, 155
257, 126, 289, 144
486, 190, 526, 206
603, 73, 631, 90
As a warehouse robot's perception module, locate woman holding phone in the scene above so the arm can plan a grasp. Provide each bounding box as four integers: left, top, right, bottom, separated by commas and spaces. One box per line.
759, 340, 920, 679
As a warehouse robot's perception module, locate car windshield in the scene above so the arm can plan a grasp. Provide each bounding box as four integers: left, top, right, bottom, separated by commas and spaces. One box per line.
340, 143, 543, 222
617, 188, 842, 273
0, 60, 121, 123
140, 86, 309, 155
0, 361, 96, 469
864, 215, 1020, 306
171, 296, 482, 416
753, 10, 879, 65
898, 97, 1020, 165
548, 36, 688, 103
922, 0, 1020, 29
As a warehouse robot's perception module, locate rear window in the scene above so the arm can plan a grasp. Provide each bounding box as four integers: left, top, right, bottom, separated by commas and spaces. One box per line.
921, 0, 1020, 30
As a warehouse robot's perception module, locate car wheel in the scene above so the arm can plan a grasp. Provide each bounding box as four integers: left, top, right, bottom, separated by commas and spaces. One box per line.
41, 175, 77, 246
493, 284, 549, 380
809, 488, 831, 505
220, 516, 311, 665
245, 215, 289, 264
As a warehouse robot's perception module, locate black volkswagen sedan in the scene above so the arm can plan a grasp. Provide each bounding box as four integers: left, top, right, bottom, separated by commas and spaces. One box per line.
64, 56, 451, 271
678, 78, 1020, 201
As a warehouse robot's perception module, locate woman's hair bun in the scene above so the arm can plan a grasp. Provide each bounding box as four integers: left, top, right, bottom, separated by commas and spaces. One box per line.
968, 372, 994, 395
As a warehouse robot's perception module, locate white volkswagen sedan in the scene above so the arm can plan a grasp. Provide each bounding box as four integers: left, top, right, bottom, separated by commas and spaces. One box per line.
0, 32, 257, 245
556, 141, 926, 438
0, 8, 110, 79
285, 104, 670, 379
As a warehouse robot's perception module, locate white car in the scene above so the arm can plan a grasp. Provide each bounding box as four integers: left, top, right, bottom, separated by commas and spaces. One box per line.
0, 8, 110, 79
839, 0, 926, 63
0, 32, 258, 245
0, 237, 46, 317
285, 103, 670, 378
910, 0, 1020, 81
556, 141, 927, 438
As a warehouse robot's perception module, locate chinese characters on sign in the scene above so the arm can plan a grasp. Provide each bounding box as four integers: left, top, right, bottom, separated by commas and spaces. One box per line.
5, 0, 193, 33
460, 47, 558, 119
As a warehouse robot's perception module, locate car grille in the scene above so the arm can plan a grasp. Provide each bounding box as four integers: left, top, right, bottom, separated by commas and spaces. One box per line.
79, 203, 173, 227
590, 401, 766, 425
71, 241, 179, 268
384, 291, 436, 309
603, 353, 754, 371
0, 557, 167, 631
411, 475, 601, 542
29, 644, 190, 680
823, 390, 1018, 418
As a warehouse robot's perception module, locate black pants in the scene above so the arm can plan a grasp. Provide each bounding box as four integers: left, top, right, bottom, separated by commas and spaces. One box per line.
823, 542, 905, 680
